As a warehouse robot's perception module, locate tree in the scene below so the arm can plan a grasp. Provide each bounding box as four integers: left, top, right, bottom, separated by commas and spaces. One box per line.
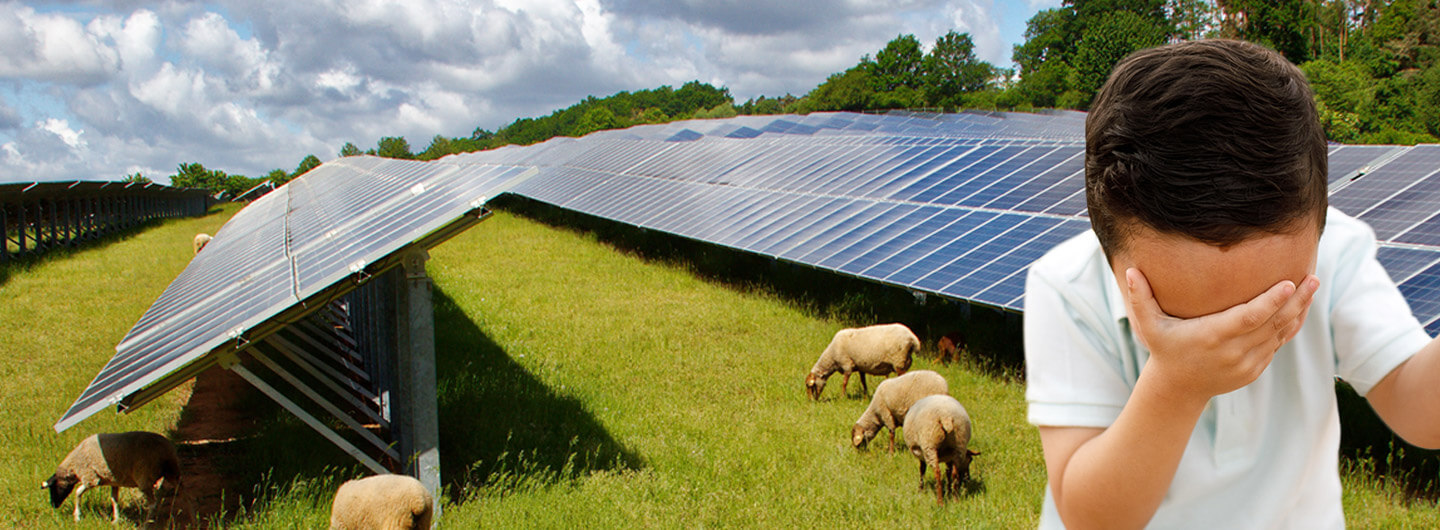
924, 31, 998, 108
1168, 0, 1218, 40
1216, 0, 1311, 62
376, 136, 413, 159
866, 34, 926, 92
339, 142, 362, 157
293, 155, 322, 178
1071, 10, 1171, 105
801, 67, 876, 112
573, 106, 620, 136
121, 172, 151, 184
266, 168, 291, 185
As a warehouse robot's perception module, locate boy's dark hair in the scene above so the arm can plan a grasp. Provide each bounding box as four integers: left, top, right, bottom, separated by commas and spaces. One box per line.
1085, 39, 1328, 257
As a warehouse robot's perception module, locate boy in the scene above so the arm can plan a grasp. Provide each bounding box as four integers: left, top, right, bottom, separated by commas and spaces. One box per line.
1024, 39, 1440, 528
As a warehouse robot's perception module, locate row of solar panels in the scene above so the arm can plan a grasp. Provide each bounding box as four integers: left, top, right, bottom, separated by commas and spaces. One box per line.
57, 110, 1440, 431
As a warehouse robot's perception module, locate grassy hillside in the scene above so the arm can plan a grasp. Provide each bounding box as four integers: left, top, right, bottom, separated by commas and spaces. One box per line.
2, 203, 1437, 527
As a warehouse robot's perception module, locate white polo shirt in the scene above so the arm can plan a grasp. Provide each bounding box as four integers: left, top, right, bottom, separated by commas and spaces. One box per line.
1024, 207, 1432, 529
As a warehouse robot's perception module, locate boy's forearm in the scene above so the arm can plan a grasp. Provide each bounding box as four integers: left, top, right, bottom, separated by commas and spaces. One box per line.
1054, 364, 1210, 529
1369, 337, 1440, 448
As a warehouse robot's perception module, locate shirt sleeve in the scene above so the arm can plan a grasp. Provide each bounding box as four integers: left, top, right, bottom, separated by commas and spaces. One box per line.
1025, 259, 1139, 428
1330, 218, 1432, 396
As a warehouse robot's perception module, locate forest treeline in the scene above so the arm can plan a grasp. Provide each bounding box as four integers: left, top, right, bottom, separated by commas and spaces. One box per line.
163, 0, 1439, 193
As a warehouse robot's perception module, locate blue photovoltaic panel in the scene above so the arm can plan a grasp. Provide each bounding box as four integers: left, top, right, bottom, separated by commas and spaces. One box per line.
985, 146, 1083, 210
865, 211, 1000, 281
1357, 169, 1440, 240
915, 216, 1063, 294
1395, 213, 1440, 248
1330, 146, 1440, 216
1377, 245, 1440, 284
1399, 262, 1440, 336
811, 206, 943, 269
1328, 145, 1398, 184
835, 208, 962, 275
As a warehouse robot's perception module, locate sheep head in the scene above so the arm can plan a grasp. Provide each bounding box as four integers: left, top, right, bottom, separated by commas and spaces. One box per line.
804, 372, 827, 400
42, 473, 78, 508
851, 424, 876, 450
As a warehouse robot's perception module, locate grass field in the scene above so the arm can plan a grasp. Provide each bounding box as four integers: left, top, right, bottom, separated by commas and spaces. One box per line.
2, 202, 1438, 527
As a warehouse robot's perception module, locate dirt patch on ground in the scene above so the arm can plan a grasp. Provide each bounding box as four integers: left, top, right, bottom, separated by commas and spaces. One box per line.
170, 366, 264, 528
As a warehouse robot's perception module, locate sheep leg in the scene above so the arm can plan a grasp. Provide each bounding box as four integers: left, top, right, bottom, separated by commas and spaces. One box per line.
72, 483, 87, 522
887, 429, 896, 454
841, 372, 852, 396
934, 463, 945, 504
918, 461, 927, 491
859, 373, 869, 397
111, 485, 121, 523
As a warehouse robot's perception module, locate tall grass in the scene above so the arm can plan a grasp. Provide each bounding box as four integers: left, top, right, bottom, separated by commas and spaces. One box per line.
0, 204, 237, 528
3, 202, 1438, 527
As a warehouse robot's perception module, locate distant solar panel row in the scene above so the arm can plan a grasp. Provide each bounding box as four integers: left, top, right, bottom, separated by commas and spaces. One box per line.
59, 110, 1440, 431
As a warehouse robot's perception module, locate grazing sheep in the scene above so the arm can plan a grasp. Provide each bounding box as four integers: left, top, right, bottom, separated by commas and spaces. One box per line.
193, 233, 212, 254
805, 323, 917, 400
330, 474, 434, 530
937, 331, 966, 363
903, 395, 980, 504
41, 431, 181, 523
852, 370, 949, 453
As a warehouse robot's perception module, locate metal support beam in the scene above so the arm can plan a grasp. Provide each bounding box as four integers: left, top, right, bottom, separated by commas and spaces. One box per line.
227, 360, 389, 475
246, 349, 399, 461
394, 248, 441, 517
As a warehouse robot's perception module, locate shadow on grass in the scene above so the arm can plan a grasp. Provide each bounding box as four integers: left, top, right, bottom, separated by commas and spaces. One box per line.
432, 287, 645, 501
493, 195, 1025, 380
171, 287, 643, 525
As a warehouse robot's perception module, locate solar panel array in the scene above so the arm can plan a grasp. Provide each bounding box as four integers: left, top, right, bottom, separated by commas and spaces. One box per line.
56, 157, 533, 431
58, 110, 1440, 430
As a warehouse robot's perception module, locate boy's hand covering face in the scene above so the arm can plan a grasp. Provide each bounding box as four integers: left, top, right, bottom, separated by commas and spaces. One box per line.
1124, 267, 1320, 400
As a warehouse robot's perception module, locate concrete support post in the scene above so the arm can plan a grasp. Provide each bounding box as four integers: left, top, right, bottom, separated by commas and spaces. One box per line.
394, 248, 441, 518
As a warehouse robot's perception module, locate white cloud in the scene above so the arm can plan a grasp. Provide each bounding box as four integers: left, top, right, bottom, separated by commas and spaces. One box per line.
0, 3, 120, 85
0, 0, 1042, 184
38, 117, 85, 150
947, 0, 1008, 65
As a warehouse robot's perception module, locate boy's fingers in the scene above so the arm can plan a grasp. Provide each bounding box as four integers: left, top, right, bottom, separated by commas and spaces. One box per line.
1270, 275, 1319, 332
1225, 278, 1297, 333
1125, 268, 1162, 330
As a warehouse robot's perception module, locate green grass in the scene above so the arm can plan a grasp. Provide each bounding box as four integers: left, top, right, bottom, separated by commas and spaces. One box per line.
0, 203, 239, 528
4, 204, 1439, 527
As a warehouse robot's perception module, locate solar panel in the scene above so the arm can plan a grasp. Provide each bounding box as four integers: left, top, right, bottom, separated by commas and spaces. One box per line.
1330, 145, 1440, 215
56, 159, 533, 431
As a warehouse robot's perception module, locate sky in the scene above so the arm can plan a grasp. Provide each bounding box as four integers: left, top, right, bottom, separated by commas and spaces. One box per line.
0, 0, 1061, 185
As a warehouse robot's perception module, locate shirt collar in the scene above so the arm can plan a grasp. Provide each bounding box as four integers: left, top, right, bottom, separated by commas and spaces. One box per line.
1105, 264, 1129, 325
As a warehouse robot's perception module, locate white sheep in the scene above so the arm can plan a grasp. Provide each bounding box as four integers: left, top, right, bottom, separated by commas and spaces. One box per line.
329, 474, 434, 530
852, 370, 949, 453
903, 394, 980, 504
805, 323, 917, 400
193, 233, 212, 254
41, 431, 181, 523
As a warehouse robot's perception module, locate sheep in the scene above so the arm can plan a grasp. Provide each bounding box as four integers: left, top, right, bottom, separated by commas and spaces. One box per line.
852, 370, 949, 453
937, 330, 966, 363
329, 474, 434, 530
41, 431, 181, 524
193, 233, 212, 254
903, 394, 980, 504
804, 323, 917, 400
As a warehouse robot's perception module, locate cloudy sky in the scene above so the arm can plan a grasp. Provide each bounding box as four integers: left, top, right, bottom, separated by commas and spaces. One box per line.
0, 0, 1059, 185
